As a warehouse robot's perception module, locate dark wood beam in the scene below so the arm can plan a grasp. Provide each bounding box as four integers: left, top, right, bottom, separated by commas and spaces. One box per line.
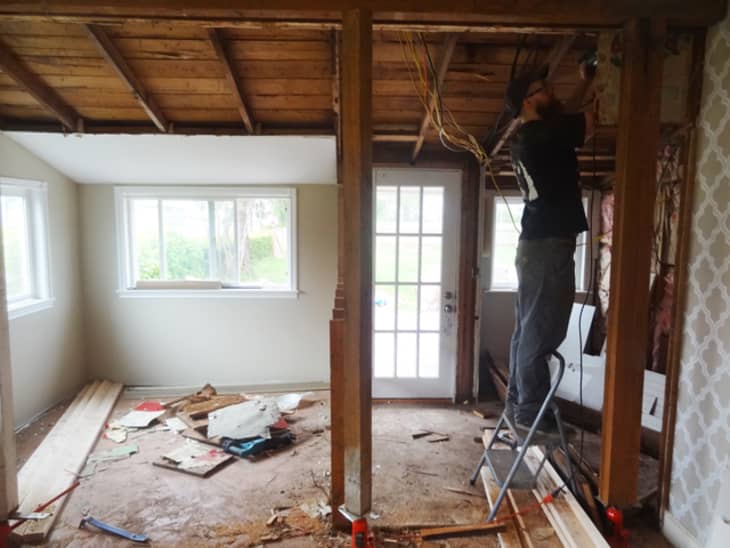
340, 6, 373, 517
0, 1, 723, 26
207, 28, 255, 133
600, 17, 666, 507
411, 34, 458, 163
0, 38, 80, 130
84, 24, 169, 132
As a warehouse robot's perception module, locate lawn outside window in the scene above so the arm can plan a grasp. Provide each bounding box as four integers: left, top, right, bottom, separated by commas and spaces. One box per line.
115, 186, 297, 298
0, 177, 54, 319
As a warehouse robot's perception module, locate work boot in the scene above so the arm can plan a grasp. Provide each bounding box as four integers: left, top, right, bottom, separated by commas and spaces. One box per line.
514, 413, 575, 445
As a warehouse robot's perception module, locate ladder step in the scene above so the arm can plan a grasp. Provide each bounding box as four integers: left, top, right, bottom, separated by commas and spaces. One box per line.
486, 449, 536, 489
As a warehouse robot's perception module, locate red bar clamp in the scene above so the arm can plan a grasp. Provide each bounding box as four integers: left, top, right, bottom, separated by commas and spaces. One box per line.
338, 505, 375, 548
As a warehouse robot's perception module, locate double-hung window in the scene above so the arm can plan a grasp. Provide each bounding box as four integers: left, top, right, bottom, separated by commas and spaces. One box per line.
0, 178, 53, 318
490, 195, 590, 291
116, 186, 297, 296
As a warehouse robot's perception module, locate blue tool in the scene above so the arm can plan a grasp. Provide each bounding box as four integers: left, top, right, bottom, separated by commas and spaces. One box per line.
222, 431, 295, 458
79, 514, 149, 543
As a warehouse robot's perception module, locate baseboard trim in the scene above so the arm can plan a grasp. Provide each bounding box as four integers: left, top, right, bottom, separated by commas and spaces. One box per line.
663, 511, 701, 548
123, 381, 330, 399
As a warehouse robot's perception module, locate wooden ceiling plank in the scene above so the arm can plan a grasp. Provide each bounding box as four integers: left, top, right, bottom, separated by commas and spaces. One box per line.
84, 23, 169, 131
0, 38, 80, 130
411, 34, 458, 163
207, 28, 255, 133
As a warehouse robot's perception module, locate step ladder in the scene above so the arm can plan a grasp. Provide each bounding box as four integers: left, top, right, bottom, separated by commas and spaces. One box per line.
470, 350, 578, 522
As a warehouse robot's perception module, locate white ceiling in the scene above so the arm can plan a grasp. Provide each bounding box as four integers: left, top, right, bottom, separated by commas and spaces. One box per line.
4, 132, 337, 185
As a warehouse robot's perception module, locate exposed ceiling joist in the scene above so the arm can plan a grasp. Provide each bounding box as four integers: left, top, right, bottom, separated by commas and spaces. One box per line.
0, 38, 80, 131
84, 24, 170, 132
0, 0, 724, 26
411, 34, 458, 164
207, 28, 255, 133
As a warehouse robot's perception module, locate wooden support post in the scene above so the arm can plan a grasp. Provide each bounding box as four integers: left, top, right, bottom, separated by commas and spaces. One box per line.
600, 17, 665, 507
340, 7, 372, 517
0, 38, 79, 131
0, 205, 19, 520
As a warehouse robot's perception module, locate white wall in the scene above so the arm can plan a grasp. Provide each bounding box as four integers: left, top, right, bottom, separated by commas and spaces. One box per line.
0, 134, 86, 428
665, 12, 730, 547
79, 184, 337, 388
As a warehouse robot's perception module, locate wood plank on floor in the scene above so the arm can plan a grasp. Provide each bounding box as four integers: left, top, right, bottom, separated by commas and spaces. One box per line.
479, 466, 523, 548
523, 447, 608, 548
11, 380, 124, 544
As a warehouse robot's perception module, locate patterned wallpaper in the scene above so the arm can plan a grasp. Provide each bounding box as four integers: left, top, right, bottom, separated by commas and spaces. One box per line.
669, 12, 730, 545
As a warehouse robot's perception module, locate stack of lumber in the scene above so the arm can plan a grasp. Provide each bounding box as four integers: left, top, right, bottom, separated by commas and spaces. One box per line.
12, 380, 123, 544
164, 383, 245, 437
479, 432, 608, 548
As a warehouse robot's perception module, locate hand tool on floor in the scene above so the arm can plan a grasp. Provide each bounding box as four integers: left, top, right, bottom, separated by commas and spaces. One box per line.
79, 514, 149, 543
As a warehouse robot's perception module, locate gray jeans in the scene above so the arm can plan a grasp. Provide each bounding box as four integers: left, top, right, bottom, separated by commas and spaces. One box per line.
507, 237, 576, 424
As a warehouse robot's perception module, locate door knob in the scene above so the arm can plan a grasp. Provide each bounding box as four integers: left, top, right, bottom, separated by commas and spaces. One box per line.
443, 304, 455, 313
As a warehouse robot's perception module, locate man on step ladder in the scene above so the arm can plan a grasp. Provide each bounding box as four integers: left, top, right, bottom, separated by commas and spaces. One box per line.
502, 60, 596, 440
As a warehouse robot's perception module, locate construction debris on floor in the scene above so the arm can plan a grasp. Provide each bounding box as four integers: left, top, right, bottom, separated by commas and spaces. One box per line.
12, 380, 319, 545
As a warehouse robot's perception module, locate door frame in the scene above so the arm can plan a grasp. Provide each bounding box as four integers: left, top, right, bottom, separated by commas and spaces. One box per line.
372, 158, 481, 403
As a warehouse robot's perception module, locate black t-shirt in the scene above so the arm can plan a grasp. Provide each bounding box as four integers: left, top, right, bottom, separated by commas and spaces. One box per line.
509, 113, 589, 240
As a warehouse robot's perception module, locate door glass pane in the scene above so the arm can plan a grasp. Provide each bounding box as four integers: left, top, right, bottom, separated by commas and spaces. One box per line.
419, 333, 440, 378
398, 236, 419, 282
399, 187, 421, 234
237, 198, 290, 288
376, 186, 397, 233
374, 284, 395, 331
420, 285, 441, 331
131, 199, 160, 282
421, 236, 442, 283
163, 200, 210, 280
1, 195, 31, 299
214, 200, 236, 283
492, 200, 524, 288
397, 285, 418, 330
375, 235, 396, 282
374, 332, 395, 378
397, 333, 417, 377
422, 187, 444, 234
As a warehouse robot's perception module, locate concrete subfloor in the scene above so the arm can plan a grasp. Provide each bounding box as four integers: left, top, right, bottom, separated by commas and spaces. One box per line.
16, 392, 670, 547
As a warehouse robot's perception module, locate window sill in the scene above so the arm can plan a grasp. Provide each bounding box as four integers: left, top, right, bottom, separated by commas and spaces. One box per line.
8, 297, 55, 320
117, 289, 299, 299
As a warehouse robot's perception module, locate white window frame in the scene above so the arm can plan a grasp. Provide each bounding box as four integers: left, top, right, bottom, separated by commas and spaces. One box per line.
115, 186, 298, 299
485, 190, 595, 292
0, 177, 54, 319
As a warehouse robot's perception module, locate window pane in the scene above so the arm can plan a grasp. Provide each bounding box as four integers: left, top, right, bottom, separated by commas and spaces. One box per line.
419, 333, 440, 378
238, 198, 290, 288
422, 187, 444, 234
374, 332, 395, 378
492, 200, 524, 288
420, 285, 441, 331
376, 186, 397, 234
131, 199, 160, 281
214, 200, 236, 283
396, 332, 417, 378
398, 236, 419, 282
421, 236, 442, 283
1, 195, 31, 299
374, 284, 395, 331
399, 187, 421, 234
163, 200, 210, 280
397, 285, 418, 330
375, 236, 396, 283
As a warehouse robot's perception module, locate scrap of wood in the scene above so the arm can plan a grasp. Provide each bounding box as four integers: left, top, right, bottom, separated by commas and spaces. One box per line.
427, 435, 450, 443
580, 482, 602, 528
152, 451, 233, 478
185, 394, 246, 419
176, 411, 209, 433
12, 380, 124, 544
419, 521, 504, 539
